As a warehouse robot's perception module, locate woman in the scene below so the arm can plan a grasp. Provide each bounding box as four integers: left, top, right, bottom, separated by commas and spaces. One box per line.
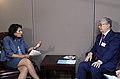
3, 24, 41, 79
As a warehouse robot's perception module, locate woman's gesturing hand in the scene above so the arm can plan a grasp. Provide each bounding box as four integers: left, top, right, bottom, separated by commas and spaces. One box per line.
34, 41, 42, 49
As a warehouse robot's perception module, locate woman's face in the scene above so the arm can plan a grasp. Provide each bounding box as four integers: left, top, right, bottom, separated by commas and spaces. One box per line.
14, 27, 23, 38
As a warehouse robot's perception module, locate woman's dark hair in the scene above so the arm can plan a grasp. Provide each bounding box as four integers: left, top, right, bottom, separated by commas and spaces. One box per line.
8, 24, 22, 39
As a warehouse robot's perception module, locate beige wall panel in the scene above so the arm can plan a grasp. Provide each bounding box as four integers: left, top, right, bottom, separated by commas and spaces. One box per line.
95, 0, 120, 37
0, 0, 33, 46
34, 0, 94, 60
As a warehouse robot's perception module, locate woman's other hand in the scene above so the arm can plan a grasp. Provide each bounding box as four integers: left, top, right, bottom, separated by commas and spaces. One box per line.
23, 54, 30, 58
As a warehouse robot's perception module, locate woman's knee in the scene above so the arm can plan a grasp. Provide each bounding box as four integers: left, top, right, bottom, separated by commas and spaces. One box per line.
18, 58, 32, 66
24, 58, 32, 64
18, 66, 28, 73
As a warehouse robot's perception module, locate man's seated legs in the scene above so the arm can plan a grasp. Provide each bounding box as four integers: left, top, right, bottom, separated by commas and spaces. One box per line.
77, 62, 92, 79
90, 65, 108, 79
77, 61, 110, 79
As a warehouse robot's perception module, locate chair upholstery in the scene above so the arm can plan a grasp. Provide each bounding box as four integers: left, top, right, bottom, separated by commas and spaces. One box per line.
0, 32, 8, 50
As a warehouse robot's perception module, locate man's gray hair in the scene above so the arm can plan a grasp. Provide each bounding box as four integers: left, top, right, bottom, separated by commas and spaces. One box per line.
101, 17, 112, 27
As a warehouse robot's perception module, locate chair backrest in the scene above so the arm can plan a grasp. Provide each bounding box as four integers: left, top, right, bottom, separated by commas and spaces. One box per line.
0, 32, 8, 50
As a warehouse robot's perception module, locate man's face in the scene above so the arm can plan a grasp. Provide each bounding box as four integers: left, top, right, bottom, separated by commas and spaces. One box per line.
98, 19, 110, 34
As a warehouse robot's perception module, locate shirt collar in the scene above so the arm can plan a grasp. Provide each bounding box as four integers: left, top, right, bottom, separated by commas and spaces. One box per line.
103, 29, 110, 37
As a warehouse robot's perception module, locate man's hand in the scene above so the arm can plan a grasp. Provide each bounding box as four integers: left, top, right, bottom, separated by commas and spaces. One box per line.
91, 60, 102, 68
116, 70, 120, 77
84, 52, 93, 62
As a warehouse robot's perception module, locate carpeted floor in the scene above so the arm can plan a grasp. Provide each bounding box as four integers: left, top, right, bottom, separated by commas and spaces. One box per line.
27, 71, 77, 79
46, 71, 76, 79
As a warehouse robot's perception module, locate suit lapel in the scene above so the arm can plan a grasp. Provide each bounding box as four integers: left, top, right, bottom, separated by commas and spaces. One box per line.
104, 30, 114, 42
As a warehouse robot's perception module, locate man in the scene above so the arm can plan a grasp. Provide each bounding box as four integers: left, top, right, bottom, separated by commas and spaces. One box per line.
77, 17, 120, 79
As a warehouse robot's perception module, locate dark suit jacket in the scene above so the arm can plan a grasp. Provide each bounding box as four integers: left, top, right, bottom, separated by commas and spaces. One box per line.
90, 30, 120, 71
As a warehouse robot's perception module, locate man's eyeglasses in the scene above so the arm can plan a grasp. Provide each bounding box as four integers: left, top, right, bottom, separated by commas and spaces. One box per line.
98, 23, 107, 26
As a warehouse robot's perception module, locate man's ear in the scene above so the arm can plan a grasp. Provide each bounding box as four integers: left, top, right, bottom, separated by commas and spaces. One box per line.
107, 23, 110, 28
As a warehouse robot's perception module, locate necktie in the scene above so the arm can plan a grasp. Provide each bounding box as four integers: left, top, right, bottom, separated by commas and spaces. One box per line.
99, 34, 105, 45
102, 34, 105, 41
